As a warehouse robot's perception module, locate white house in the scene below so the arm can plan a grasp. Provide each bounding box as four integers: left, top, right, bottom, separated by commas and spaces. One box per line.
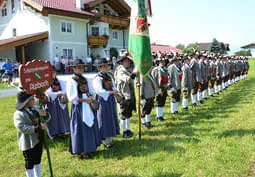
0, 0, 130, 64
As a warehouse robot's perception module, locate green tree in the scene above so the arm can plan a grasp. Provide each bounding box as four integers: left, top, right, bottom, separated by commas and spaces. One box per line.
210, 38, 220, 54
182, 43, 200, 55
235, 50, 252, 56
176, 44, 185, 50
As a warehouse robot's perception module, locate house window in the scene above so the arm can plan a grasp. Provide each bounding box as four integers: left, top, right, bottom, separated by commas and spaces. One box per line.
12, 28, 16, 37
61, 22, 72, 33
63, 49, 73, 58
92, 27, 99, 36
103, 27, 108, 36
11, 0, 15, 13
1, 3, 7, 17
112, 31, 118, 40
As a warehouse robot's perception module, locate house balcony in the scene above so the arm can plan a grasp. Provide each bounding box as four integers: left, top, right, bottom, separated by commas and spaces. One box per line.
100, 15, 129, 29
88, 35, 109, 48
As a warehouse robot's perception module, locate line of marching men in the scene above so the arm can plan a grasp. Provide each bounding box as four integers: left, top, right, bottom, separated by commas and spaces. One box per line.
13, 50, 250, 176
150, 51, 250, 118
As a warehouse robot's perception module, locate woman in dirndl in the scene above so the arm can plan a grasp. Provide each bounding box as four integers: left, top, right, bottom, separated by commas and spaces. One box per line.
93, 58, 120, 148
45, 66, 70, 138
66, 59, 101, 159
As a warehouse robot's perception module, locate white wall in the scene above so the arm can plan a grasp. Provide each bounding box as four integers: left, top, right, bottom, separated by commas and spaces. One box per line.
0, 1, 49, 40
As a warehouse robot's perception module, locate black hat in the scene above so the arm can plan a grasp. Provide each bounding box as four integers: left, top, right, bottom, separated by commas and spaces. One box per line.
52, 66, 57, 71
116, 50, 133, 63
95, 58, 110, 67
71, 59, 85, 67
16, 91, 34, 110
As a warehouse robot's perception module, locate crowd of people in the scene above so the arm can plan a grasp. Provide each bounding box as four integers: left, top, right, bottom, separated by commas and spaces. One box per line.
0, 58, 20, 86
13, 50, 250, 177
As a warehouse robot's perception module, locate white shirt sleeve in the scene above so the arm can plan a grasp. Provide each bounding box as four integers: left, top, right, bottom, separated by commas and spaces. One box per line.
66, 79, 79, 104
92, 76, 111, 101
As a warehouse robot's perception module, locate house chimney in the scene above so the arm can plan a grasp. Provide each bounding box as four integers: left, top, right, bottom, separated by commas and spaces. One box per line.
76, 0, 83, 9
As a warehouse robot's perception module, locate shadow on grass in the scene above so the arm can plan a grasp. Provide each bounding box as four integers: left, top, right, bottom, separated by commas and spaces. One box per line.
70, 172, 183, 177
215, 129, 255, 138
92, 137, 185, 159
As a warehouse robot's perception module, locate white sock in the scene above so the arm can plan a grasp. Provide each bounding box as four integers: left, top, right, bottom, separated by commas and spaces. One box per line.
171, 102, 175, 113
156, 107, 160, 117
218, 85, 221, 91
175, 102, 178, 112
33, 164, 40, 177
215, 86, 218, 93
208, 88, 211, 96
191, 94, 196, 104
26, 169, 34, 177
197, 92, 201, 101
126, 119, 130, 130
141, 117, 146, 124
222, 83, 225, 89
202, 90, 207, 99
182, 98, 188, 108
160, 107, 164, 117
120, 119, 127, 132
145, 114, 151, 123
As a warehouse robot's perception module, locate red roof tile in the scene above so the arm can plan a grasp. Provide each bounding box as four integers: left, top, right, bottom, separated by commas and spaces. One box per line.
151, 44, 182, 54
84, 0, 96, 3
35, 0, 95, 16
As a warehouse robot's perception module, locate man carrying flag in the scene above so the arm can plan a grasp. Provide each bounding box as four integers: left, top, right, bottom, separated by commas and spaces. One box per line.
128, 0, 153, 139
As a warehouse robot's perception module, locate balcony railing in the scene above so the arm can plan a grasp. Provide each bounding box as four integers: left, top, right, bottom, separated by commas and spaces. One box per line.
100, 15, 129, 29
88, 35, 109, 48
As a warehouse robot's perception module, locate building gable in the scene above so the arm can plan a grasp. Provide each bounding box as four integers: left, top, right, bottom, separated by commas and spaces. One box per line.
84, 0, 130, 17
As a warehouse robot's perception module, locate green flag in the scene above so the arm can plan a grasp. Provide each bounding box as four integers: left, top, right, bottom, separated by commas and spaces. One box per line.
128, 0, 152, 76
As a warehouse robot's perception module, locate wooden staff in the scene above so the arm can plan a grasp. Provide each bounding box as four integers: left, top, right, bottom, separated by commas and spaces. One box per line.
137, 72, 142, 140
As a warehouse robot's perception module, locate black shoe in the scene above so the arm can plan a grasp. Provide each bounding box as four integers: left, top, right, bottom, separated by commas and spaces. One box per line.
145, 122, 153, 129
174, 111, 179, 114
126, 130, 133, 138
204, 97, 207, 100
192, 103, 197, 108
199, 100, 203, 104
104, 143, 113, 148
183, 107, 188, 112
79, 153, 90, 160
123, 131, 129, 138
210, 95, 214, 97
142, 123, 146, 127
157, 116, 165, 121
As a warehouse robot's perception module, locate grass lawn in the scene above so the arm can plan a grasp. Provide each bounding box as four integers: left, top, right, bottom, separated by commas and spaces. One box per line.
0, 81, 19, 89
1, 60, 255, 177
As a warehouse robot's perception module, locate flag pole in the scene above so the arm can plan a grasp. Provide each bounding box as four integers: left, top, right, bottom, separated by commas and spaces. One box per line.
137, 72, 142, 140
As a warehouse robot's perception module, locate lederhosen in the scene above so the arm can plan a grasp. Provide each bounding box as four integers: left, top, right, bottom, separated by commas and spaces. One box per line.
190, 61, 198, 95
119, 73, 136, 120
208, 63, 214, 89
182, 66, 189, 99
141, 75, 155, 117
170, 67, 181, 103
22, 109, 43, 169
156, 68, 168, 107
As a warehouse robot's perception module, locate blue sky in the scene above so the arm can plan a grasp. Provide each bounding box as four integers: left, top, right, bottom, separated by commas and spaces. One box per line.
126, 0, 255, 53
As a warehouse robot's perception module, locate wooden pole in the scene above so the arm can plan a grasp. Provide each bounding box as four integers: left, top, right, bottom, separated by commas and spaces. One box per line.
39, 103, 54, 177
21, 46, 25, 64
137, 72, 142, 140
